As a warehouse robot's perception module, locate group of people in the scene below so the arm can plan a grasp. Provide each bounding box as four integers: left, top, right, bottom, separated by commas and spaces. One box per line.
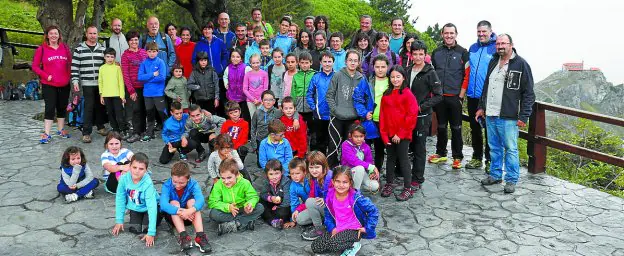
35, 7, 535, 254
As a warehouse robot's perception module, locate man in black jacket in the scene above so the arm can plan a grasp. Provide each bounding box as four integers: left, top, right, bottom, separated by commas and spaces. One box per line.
476, 34, 535, 193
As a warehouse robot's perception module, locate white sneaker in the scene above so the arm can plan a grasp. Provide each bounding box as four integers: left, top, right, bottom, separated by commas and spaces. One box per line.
340, 242, 362, 256
84, 190, 94, 199
65, 193, 78, 203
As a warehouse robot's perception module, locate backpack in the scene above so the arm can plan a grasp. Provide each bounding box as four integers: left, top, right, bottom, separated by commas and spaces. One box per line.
141, 32, 170, 57
1, 82, 24, 101
67, 96, 84, 128
24, 80, 40, 100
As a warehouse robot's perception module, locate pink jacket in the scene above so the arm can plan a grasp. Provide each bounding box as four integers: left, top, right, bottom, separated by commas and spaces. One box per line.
121, 48, 148, 95
31, 43, 72, 87
243, 70, 269, 103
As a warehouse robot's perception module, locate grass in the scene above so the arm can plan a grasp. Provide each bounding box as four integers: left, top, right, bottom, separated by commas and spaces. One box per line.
0, 0, 42, 62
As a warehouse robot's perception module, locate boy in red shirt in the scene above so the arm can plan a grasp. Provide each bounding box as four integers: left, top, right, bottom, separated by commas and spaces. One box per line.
220, 101, 250, 162
280, 96, 307, 158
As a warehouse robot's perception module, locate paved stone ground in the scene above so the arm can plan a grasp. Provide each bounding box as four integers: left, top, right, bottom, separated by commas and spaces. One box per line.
1, 100, 624, 256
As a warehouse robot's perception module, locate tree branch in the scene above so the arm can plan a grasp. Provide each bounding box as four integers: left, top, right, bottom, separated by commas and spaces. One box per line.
170, 0, 192, 10
74, 0, 89, 27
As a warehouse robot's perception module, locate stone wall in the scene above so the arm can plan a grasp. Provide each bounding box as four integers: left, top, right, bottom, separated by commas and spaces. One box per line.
0, 46, 37, 85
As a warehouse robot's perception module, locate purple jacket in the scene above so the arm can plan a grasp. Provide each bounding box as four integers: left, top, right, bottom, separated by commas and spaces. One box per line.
362, 47, 398, 77
340, 140, 375, 170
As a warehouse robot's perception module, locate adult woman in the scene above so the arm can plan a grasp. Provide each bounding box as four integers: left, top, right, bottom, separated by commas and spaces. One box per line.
121, 30, 149, 143
289, 23, 299, 39
174, 26, 196, 78
398, 33, 418, 67
362, 32, 399, 77
352, 32, 372, 58
292, 30, 312, 58
32, 25, 73, 144
165, 23, 182, 46
314, 16, 330, 46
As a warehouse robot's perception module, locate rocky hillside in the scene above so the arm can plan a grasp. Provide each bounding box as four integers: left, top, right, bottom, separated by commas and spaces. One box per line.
535, 70, 624, 118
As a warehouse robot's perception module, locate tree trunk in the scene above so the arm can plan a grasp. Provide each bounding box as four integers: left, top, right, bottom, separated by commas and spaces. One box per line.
37, 0, 89, 49
171, 0, 227, 31
92, 0, 106, 31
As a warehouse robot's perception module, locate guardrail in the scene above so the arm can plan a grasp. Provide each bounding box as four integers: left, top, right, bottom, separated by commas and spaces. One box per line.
0, 27, 109, 55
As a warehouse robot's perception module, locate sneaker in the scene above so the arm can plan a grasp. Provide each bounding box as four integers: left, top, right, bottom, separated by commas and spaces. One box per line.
39, 133, 51, 144
97, 128, 109, 136
177, 231, 192, 251
452, 159, 463, 169
380, 182, 397, 197
217, 221, 237, 236
179, 153, 187, 161
195, 151, 208, 163
81, 135, 92, 143
103, 185, 116, 195
504, 183, 516, 193
270, 219, 284, 229
411, 181, 422, 191
126, 134, 141, 143
465, 159, 483, 169
64, 193, 78, 203
341, 241, 362, 256
301, 226, 324, 241
395, 187, 414, 201
245, 220, 255, 231
481, 176, 503, 186
140, 135, 152, 142
194, 232, 211, 253
84, 190, 94, 199
428, 154, 448, 164
56, 129, 71, 138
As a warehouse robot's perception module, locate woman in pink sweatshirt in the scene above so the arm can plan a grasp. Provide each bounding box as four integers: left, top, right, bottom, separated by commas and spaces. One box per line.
32, 25, 73, 144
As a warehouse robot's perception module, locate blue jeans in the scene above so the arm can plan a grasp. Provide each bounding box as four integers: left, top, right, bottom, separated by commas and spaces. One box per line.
57, 178, 99, 197
486, 116, 520, 183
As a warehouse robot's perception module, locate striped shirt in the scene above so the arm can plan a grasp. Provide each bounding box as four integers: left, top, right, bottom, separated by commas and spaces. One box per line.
71, 42, 105, 87
100, 148, 134, 180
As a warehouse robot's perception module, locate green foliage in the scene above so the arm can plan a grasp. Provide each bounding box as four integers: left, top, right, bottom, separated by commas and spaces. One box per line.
425, 23, 442, 45
369, 0, 412, 25
0, 0, 41, 61
261, 0, 310, 28
307, 0, 378, 41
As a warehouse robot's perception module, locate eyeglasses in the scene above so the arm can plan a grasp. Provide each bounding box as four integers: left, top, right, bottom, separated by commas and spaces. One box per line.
496, 42, 510, 46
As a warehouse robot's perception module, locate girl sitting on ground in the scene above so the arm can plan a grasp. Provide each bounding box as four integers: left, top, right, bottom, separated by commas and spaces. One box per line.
58, 146, 99, 203
101, 132, 134, 194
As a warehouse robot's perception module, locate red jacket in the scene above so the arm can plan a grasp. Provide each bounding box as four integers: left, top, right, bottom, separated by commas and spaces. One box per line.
280, 115, 307, 158
175, 41, 196, 78
379, 87, 419, 145
220, 119, 249, 150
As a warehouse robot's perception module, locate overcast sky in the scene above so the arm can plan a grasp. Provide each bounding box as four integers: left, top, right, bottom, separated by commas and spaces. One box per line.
410, 0, 624, 85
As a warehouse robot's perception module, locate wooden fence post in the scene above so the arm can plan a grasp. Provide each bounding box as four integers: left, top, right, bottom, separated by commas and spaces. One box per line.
528, 103, 547, 173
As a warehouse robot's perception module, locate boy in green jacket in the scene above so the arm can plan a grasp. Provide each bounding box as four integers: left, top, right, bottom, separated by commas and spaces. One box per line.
208, 158, 264, 236
291, 52, 316, 124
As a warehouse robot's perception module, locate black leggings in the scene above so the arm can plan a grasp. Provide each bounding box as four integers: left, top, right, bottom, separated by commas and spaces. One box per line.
311, 229, 360, 254
260, 201, 291, 224
42, 84, 70, 120
386, 140, 412, 188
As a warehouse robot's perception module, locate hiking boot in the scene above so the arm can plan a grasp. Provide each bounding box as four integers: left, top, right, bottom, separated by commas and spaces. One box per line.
65, 193, 78, 203
97, 128, 109, 136
194, 232, 211, 253
126, 134, 141, 143
481, 176, 503, 186
271, 219, 284, 229
301, 226, 324, 241
84, 190, 94, 199
81, 135, 92, 143
57, 129, 71, 138
179, 153, 187, 161
452, 159, 463, 169
465, 159, 483, 169
395, 187, 414, 201
380, 182, 397, 197
217, 221, 237, 236
428, 154, 448, 164
504, 183, 516, 194
341, 241, 362, 256
40, 133, 51, 144
195, 151, 208, 163
177, 231, 193, 251
411, 181, 422, 191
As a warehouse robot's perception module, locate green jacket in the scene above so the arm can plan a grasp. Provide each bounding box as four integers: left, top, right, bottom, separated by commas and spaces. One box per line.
165, 76, 190, 109
291, 69, 316, 113
208, 175, 259, 212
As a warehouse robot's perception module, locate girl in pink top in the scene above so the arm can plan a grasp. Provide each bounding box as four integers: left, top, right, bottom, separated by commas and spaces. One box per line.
32, 25, 73, 144
243, 54, 269, 117
283, 53, 298, 98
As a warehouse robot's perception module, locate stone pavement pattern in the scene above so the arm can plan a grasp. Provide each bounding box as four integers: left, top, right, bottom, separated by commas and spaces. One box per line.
1, 101, 624, 256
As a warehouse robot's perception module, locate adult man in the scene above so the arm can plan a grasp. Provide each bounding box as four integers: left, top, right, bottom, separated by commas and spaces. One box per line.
271, 16, 295, 55
310, 31, 329, 72
389, 17, 405, 54
105, 18, 128, 63
231, 23, 252, 57
71, 26, 106, 143
250, 8, 274, 38
477, 34, 535, 193
429, 23, 469, 169
214, 12, 235, 49
139, 16, 176, 76
304, 16, 315, 33
348, 15, 377, 49
465, 20, 497, 171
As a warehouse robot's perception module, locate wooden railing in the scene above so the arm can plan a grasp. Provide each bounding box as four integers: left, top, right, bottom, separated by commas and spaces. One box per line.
0, 27, 109, 55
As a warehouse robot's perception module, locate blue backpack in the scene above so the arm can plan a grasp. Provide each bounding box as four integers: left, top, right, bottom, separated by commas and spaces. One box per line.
24, 80, 40, 100
67, 96, 84, 128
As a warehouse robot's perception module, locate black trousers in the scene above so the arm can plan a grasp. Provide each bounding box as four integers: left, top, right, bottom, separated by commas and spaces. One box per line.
144, 96, 167, 136
434, 95, 464, 159
237, 100, 252, 125
411, 115, 432, 184
309, 119, 329, 155
82, 86, 106, 135
42, 84, 70, 120
386, 140, 412, 188
159, 140, 197, 164
216, 79, 227, 116
467, 97, 490, 162
372, 121, 386, 170
327, 117, 356, 168
189, 129, 213, 155
104, 97, 127, 132
128, 209, 162, 233
260, 201, 291, 223
130, 88, 147, 135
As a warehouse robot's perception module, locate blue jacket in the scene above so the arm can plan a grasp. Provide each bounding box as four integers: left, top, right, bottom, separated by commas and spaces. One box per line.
162, 113, 189, 144
330, 49, 347, 72
115, 172, 159, 236
353, 77, 380, 139
289, 177, 311, 213
137, 57, 167, 97
213, 29, 235, 51
324, 187, 379, 239
467, 33, 497, 99
244, 41, 261, 65
192, 36, 229, 76
258, 137, 294, 176
306, 70, 334, 120
160, 177, 205, 215
139, 32, 176, 75
310, 170, 333, 199
271, 33, 295, 55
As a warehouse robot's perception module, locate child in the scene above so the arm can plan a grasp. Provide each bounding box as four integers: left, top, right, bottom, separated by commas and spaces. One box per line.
137, 42, 168, 142
101, 132, 134, 194
208, 158, 264, 236
57, 146, 99, 203
206, 134, 250, 185
258, 119, 294, 176
112, 153, 159, 247
329, 32, 347, 72
160, 161, 211, 253
280, 97, 307, 158
224, 49, 252, 122
244, 27, 265, 65
379, 66, 419, 201
288, 158, 310, 229
291, 52, 315, 124
160, 101, 197, 164
311, 166, 379, 255
306, 52, 335, 154
165, 64, 190, 113
300, 151, 333, 241
243, 54, 269, 117
184, 104, 226, 163
99, 48, 128, 138
267, 48, 286, 106
259, 159, 293, 229
271, 16, 295, 55
187, 51, 220, 114
283, 53, 298, 100
340, 123, 380, 192
221, 101, 250, 162
258, 39, 273, 71
250, 90, 299, 152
